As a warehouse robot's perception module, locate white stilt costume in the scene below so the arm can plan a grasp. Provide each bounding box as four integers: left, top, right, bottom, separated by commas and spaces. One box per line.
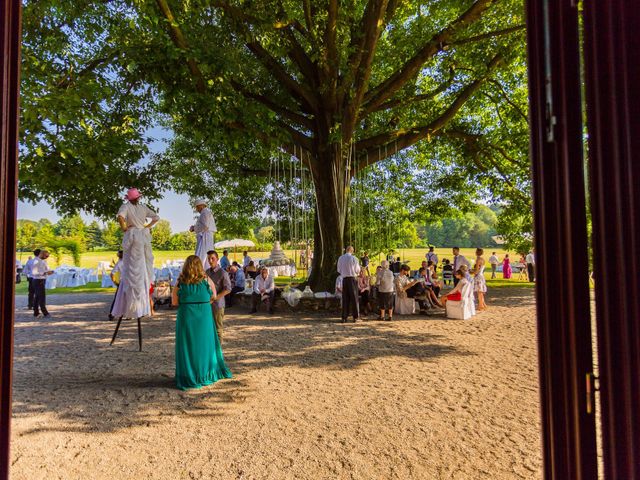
111, 193, 160, 319
193, 199, 217, 269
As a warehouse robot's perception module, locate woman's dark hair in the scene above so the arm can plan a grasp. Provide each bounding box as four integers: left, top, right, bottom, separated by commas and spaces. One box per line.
476, 248, 484, 256
455, 269, 464, 276
418, 267, 426, 274
400, 264, 410, 272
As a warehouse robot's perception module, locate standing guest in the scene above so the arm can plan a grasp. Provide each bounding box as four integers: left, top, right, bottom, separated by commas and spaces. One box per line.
111, 188, 160, 320
358, 269, 371, 316
190, 199, 217, 269
488, 252, 500, 279
472, 248, 488, 310
108, 250, 123, 320
526, 248, 536, 282
31, 250, 54, 318
250, 267, 276, 314
426, 246, 439, 271
460, 264, 473, 283
172, 255, 232, 390
360, 251, 370, 275
442, 259, 454, 286
451, 247, 471, 286
440, 270, 468, 307
246, 260, 258, 279
24, 249, 40, 310
205, 250, 232, 341
220, 250, 231, 271
376, 260, 395, 321
227, 264, 246, 307
337, 245, 361, 323
502, 254, 512, 279
242, 251, 252, 270
392, 256, 402, 274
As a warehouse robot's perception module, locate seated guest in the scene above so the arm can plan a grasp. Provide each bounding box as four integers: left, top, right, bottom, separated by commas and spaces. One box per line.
358, 269, 371, 316
426, 261, 442, 297
405, 266, 430, 314
370, 265, 381, 301
419, 266, 444, 308
391, 256, 402, 274
440, 270, 468, 307
250, 267, 275, 314
442, 259, 454, 285
227, 264, 246, 307
246, 261, 258, 279
460, 264, 472, 283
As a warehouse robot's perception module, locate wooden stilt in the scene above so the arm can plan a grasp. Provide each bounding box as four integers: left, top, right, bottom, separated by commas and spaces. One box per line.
137, 317, 142, 352
110, 316, 124, 345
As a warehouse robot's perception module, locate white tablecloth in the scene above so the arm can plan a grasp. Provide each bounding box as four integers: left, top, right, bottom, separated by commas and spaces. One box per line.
266, 265, 298, 278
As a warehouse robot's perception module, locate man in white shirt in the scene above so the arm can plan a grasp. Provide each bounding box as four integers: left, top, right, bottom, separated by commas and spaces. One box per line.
250, 267, 276, 314
31, 250, 54, 317
425, 246, 439, 271
488, 252, 500, 279
451, 246, 471, 287
190, 199, 217, 269
24, 249, 40, 310
337, 245, 361, 322
525, 248, 536, 282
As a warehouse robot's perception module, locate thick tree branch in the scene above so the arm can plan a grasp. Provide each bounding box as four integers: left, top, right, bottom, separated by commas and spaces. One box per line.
56, 50, 120, 88
448, 24, 525, 47
363, 0, 496, 112
363, 72, 455, 115
229, 80, 313, 129
324, 0, 339, 93
342, 0, 389, 139
155, 0, 206, 93
246, 41, 319, 113
356, 53, 503, 171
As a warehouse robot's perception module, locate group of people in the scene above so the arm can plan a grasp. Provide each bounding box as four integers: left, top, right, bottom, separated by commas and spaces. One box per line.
487, 249, 536, 281
23, 248, 55, 318
336, 246, 491, 322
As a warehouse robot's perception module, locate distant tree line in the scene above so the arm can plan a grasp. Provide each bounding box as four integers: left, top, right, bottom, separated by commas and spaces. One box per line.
16, 215, 197, 253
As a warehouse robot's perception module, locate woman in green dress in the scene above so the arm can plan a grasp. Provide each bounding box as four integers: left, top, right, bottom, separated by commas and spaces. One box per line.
172, 255, 232, 390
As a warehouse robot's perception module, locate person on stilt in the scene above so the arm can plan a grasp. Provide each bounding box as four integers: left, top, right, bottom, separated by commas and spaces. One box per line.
337, 245, 361, 323
190, 199, 217, 269
110, 188, 159, 321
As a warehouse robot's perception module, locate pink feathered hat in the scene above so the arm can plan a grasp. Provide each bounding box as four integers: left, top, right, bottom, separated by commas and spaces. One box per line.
125, 187, 141, 201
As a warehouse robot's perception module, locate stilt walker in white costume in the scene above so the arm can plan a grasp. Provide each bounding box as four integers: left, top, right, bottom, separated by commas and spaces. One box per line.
110, 188, 160, 351
190, 198, 217, 269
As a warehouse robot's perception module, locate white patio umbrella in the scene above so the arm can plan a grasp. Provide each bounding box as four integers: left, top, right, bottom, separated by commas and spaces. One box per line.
214, 238, 255, 249
214, 239, 256, 262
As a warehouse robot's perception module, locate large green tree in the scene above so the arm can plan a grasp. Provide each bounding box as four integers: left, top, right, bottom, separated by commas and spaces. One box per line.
20, 0, 528, 289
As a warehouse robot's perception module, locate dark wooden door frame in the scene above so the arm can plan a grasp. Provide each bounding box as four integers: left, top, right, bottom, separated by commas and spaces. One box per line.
526, 0, 598, 477
1, 1, 639, 479
0, 0, 22, 478
583, 1, 640, 478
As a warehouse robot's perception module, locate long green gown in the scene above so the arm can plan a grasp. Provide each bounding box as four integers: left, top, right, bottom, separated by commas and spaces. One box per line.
175, 280, 232, 390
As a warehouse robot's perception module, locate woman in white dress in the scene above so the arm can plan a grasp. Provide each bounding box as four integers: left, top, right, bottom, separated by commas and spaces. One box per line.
111, 188, 160, 319
472, 248, 488, 311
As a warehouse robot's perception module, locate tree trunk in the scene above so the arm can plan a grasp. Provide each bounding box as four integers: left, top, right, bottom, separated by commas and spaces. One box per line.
307, 148, 350, 292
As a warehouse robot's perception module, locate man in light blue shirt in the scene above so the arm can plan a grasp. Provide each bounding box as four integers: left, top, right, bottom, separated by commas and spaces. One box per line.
228, 264, 246, 307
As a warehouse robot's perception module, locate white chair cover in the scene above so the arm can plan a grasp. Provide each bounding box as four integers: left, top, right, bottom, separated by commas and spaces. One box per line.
395, 295, 415, 315
101, 267, 115, 288
446, 281, 475, 320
